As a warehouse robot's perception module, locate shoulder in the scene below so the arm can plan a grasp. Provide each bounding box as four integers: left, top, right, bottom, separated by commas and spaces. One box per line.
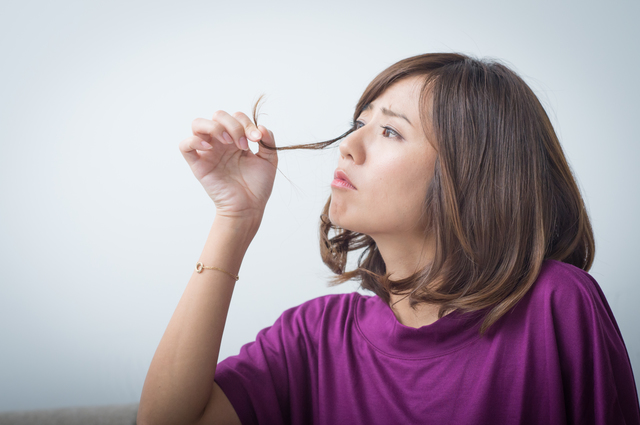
281, 292, 365, 322
528, 259, 606, 307
519, 259, 622, 339
252, 292, 364, 347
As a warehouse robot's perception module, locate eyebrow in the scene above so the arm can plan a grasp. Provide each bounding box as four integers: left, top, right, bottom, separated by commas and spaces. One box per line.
362, 103, 413, 127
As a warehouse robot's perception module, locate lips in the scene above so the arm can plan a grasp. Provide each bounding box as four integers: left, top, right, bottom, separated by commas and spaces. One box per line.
332, 169, 357, 190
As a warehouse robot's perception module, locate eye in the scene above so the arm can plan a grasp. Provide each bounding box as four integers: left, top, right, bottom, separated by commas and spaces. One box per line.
381, 126, 401, 139
351, 120, 403, 140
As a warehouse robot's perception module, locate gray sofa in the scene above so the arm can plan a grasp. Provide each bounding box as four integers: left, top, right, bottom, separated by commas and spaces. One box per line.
0, 403, 138, 425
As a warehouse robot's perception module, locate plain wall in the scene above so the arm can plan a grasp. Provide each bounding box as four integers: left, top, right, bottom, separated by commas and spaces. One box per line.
0, 0, 638, 411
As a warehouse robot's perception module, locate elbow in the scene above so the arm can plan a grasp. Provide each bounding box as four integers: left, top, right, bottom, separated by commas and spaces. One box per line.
136, 401, 169, 425
136, 401, 201, 425
136, 403, 155, 425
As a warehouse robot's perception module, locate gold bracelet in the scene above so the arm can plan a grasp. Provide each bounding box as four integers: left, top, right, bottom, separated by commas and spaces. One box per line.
195, 262, 239, 281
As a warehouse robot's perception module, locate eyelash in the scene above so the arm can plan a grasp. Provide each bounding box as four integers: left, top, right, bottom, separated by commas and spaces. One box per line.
352, 120, 402, 140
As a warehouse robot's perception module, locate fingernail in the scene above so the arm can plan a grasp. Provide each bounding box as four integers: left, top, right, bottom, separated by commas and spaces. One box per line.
239, 136, 249, 150
200, 141, 212, 149
222, 132, 233, 144
251, 130, 262, 140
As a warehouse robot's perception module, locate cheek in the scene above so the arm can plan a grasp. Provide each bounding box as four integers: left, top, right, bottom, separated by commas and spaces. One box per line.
382, 189, 426, 225
374, 162, 432, 222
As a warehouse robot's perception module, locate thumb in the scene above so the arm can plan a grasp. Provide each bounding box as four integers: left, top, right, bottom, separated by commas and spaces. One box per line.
256, 125, 278, 166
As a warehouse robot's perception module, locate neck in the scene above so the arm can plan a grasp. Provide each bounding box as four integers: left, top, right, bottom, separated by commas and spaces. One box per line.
372, 229, 435, 281
371, 229, 442, 328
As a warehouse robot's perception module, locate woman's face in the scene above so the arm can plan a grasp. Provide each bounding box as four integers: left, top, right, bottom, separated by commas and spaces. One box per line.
329, 76, 438, 240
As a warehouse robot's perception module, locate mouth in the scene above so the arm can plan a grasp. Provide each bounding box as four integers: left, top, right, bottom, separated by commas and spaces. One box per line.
331, 169, 357, 190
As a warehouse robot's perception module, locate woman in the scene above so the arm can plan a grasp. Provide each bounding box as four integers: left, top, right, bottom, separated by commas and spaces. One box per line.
137, 53, 640, 425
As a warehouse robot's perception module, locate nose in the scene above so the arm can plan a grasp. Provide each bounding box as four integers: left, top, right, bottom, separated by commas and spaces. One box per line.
339, 128, 366, 165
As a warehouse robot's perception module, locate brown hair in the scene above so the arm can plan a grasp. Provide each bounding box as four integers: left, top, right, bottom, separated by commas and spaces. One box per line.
258, 53, 594, 333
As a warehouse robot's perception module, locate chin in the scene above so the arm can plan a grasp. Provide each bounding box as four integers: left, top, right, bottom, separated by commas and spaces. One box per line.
328, 203, 350, 231
327, 209, 342, 228
328, 199, 376, 235
328, 212, 363, 235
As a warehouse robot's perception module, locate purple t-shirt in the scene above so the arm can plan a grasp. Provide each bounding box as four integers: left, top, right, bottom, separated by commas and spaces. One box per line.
215, 260, 640, 424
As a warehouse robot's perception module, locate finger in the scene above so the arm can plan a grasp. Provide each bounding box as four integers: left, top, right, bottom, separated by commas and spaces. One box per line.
192, 112, 250, 150
232, 111, 263, 143
179, 135, 212, 164
255, 125, 277, 166
191, 118, 233, 147
210, 110, 249, 151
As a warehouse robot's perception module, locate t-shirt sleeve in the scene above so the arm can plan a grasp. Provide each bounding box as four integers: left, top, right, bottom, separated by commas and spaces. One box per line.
547, 264, 640, 425
214, 297, 326, 425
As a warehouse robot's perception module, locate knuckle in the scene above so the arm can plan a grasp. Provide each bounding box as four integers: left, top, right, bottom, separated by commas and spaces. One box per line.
192, 119, 219, 138
191, 117, 204, 128
228, 122, 244, 135
212, 110, 226, 120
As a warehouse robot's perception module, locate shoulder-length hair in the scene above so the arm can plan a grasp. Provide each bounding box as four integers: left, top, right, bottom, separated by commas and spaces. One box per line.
262, 53, 595, 333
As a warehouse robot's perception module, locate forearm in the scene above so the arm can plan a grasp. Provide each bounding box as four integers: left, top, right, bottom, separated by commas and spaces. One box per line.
138, 216, 259, 425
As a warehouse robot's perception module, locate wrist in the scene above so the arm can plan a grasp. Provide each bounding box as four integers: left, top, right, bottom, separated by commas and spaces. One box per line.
211, 214, 262, 248
196, 216, 261, 280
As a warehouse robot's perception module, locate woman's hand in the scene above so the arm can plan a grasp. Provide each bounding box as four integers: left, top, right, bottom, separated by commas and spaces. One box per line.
179, 111, 278, 227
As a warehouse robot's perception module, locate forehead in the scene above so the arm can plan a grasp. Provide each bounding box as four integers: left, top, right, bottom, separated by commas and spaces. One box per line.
364, 76, 424, 117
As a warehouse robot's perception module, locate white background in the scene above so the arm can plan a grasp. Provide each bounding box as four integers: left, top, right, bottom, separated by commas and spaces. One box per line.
1, 0, 638, 412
